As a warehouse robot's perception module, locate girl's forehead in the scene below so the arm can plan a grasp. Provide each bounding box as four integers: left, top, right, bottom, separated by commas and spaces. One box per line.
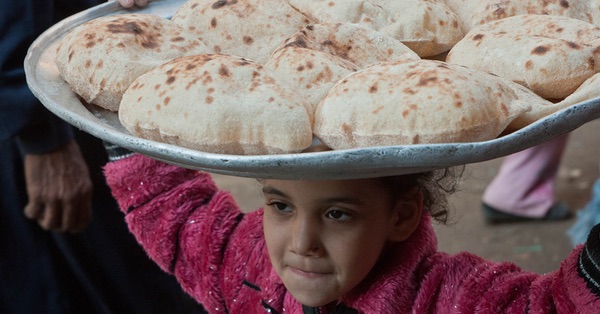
261, 178, 387, 196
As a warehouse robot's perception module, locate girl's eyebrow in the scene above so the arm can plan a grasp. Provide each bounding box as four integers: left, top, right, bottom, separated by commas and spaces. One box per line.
262, 186, 287, 197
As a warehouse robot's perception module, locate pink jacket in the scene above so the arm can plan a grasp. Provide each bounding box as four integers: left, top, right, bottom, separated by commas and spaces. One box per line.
104, 154, 600, 313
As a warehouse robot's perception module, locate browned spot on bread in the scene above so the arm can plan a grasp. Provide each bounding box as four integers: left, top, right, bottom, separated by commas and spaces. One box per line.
297, 65, 305, 72
306, 61, 314, 70
156, 104, 161, 110
472, 34, 484, 41
85, 60, 92, 68
566, 41, 582, 50
201, 71, 213, 85
166, 76, 176, 84
402, 110, 410, 118
68, 51, 74, 62
341, 123, 351, 135
532, 46, 549, 55
235, 59, 252, 66
214, 45, 222, 53
372, 105, 384, 114
205, 96, 214, 104
211, 17, 217, 27
107, 20, 160, 49
154, 84, 161, 90
369, 83, 378, 93
454, 101, 462, 108
207, 87, 215, 93
219, 64, 230, 77
268, 97, 275, 103
243, 36, 254, 45
560, 0, 569, 8
164, 97, 171, 105
186, 77, 201, 90
100, 78, 106, 89
171, 36, 185, 42
403, 88, 416, 95
285, 39, 308, 49
525, 60, 533, 70
137, 96, 143, 102
417, 76, 438, 86
500, 102, 508, 116
212, 0, 238, 9
186, 63, 197, 70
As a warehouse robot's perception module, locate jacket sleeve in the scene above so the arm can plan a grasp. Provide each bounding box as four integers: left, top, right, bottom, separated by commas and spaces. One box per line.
417, 225, 600, 313
1, 0, 74, 153
103, 154, 246, 310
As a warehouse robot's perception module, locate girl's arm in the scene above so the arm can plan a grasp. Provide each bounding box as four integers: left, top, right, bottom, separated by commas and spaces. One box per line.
103, 154, 246, 311
417, 225, 600, 313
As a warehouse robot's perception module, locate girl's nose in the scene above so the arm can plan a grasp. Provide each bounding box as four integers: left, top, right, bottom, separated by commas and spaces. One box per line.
290, 215, 322, 257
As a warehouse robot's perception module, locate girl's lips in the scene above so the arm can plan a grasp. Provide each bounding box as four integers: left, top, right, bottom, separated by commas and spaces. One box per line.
288, 266, 331, 278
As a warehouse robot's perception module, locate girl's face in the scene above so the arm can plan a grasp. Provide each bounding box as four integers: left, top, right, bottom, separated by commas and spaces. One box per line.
262, 178, 421, 307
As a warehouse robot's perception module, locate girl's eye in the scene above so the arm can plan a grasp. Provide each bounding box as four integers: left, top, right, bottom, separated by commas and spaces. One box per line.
326, 210, 351, 222
267, 201, 292, 213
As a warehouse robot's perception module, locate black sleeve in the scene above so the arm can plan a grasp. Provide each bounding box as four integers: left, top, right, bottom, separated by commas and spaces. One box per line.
578, 223, 600, 297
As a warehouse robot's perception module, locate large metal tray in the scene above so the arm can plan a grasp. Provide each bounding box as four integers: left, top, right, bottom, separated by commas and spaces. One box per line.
24, 0, 600, 179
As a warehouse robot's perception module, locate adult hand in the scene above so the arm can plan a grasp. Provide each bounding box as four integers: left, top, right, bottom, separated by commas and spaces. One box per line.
23, 140, 93, 233
115, 0, 149, 8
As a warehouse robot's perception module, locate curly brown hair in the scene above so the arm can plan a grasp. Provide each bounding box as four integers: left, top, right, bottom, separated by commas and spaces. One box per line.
377, 166, 464, 224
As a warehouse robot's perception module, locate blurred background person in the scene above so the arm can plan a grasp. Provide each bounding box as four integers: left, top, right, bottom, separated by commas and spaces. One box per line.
0, 0, 206, 312
481, 135, 572, 223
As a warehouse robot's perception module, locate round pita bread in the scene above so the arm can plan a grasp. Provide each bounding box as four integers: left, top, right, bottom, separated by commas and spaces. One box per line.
508, 72, 600, 131
444, 0, 594, 32
119, 54, 314, 155
446, 14, 600, 99
55, 14, 209, 111
278, 23, 420, 69
265, 46, 357, 116
171, 0, 311, 64
314, 59, 532, 149
264, 23, 420, 114
289, 0, 464, 57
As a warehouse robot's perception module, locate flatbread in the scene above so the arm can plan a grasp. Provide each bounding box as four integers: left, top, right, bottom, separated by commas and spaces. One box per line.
288, 0, 464, 57
508, 72, 600, 131
444, 0, 594, 32
264, 23, 420, 114
55, 14, 209, 111
170, 0, 311, 64
119, 54, 314, 155
276, 23, 420, 69
314, 59, 532, 149
446, 14, 600, 99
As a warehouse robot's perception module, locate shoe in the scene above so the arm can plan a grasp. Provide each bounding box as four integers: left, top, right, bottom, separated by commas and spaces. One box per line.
482, 202, 571, 224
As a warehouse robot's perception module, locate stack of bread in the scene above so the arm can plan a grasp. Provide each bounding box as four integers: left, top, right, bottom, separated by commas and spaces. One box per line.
54, 0, 600, 155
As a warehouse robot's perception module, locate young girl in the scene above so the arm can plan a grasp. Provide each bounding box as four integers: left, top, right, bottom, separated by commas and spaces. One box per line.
102, 150, 600, 313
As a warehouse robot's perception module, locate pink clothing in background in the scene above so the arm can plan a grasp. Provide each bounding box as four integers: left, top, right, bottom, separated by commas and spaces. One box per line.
483, 135, 569, 218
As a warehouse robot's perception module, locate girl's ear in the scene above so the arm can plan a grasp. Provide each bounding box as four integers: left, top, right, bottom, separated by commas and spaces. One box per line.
387, 188, 424, 242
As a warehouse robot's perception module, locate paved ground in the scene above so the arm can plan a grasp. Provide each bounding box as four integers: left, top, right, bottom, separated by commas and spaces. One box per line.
211, 118, 600, 275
